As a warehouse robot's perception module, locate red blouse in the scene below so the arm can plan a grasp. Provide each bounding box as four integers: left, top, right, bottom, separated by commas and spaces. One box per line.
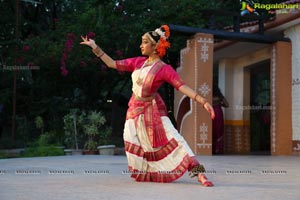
116, 57, 185, 92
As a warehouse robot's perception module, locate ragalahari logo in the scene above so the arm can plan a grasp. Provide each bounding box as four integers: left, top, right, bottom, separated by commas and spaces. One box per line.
240, 1, 259, 16
240, 1, 254, 12
240, 0, 300, 15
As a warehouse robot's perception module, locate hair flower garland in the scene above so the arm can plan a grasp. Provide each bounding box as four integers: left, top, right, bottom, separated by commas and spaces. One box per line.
155, 28, 166, 40
156, 25, 171, 58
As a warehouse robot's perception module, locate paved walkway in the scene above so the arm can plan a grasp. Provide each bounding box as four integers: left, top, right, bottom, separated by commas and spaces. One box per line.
0, 155, 299, 200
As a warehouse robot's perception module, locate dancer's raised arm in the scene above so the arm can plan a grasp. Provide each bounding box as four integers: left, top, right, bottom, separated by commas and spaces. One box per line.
80, 36, 116, 69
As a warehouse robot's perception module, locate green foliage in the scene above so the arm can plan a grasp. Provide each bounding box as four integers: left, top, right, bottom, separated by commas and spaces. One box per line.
99, 127, 112, 146
15, 115, 31, 147
37, 132, 53, 146
35, 116, 44, 136
43, 130, 65, 146
83, 110, 107, 150
85, 111, 106, 132
0, 0, 278, 148
63, 109, 84, 149
63, 109, 107, 150
35, 116, 43, 129
21, 145, 64, 157
84, 140, 98, 151
0, 152, 8, 159
0, 136, 24, 149
21, 132, 64, 157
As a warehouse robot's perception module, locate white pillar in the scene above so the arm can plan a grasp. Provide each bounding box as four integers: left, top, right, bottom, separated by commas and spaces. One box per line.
284, 24, 300, 141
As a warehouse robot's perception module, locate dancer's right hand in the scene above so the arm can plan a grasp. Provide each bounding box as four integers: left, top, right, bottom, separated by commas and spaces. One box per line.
80, 35, 97, 49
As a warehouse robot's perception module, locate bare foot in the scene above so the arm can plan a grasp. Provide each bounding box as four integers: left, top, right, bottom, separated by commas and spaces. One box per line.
198, 173, 214, 187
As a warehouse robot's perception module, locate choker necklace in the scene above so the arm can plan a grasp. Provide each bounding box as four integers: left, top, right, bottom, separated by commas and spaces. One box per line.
136, 59, 160, 86
144, 58, 158, 66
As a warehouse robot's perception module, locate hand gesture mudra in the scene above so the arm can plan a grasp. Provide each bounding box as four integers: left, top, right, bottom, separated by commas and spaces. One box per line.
203, 102, 215, 120
80, 36, 97, 49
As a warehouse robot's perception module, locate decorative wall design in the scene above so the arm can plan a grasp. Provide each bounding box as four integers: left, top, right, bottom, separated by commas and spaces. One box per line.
224, 124, 250, 154
197, 122, 212, 149
225, 126, 233, 153
244, 127, 250, 153
235, 127, 242, 152
198, 82, 211, 97
197, 37, 213, 63
271, 46, 277, 153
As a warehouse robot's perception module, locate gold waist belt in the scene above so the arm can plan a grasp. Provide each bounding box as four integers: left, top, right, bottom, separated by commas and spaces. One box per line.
133, 94, 156, 102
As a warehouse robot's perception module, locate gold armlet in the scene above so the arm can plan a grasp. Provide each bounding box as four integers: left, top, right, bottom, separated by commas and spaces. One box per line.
194, 94, 208, 107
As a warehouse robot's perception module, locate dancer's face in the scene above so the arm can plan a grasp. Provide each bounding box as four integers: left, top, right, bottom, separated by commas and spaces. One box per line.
140, 34, 156, 56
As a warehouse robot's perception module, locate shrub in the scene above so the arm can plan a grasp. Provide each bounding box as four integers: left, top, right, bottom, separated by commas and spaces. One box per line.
21, 132, 64, 157
0, 152, 8, 159
21, 145, 64, 157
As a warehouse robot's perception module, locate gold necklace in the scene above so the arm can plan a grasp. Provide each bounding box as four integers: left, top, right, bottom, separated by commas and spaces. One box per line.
136, 59, 159, 86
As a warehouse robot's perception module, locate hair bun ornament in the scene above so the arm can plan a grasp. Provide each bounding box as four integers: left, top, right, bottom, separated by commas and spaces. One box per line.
154, 25, 170, 40
155, 24, 171, 58
160, 25, 170, 39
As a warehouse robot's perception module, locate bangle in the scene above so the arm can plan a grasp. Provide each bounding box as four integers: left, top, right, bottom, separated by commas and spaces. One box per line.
99, 51, 105, 57
194, 94, 208, 107
193, 94, 199, 101
92, 46, 105, 58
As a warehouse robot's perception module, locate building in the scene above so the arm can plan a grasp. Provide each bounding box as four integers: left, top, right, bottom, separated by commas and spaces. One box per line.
174, 2, 300, 156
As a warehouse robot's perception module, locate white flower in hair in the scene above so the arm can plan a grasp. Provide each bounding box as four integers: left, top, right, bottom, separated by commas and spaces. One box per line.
155, 28, 166, 39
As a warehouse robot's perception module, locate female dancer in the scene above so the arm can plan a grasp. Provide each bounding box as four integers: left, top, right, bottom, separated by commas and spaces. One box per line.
81, 25, 215, 186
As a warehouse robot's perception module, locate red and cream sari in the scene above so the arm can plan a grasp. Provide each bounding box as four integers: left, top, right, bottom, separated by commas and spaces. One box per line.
116, 57, 200, 182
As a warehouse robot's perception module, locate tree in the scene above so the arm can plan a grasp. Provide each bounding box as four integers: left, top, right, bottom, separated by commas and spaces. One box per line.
0, 0, 276, 147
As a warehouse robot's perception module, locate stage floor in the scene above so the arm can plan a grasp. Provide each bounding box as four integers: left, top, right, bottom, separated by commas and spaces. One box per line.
0, 155, 299, 200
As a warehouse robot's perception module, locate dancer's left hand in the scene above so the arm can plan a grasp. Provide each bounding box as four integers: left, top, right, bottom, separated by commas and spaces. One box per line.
203, 102, 215, 119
